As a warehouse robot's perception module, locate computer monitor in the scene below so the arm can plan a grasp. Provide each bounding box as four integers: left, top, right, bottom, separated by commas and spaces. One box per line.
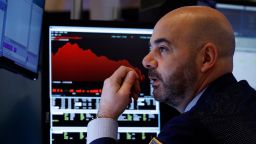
46, 21, 160, 144
0, 0, 44, 80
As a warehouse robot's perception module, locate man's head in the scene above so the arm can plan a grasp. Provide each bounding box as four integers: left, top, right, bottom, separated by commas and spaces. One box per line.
142, 6, 235, 112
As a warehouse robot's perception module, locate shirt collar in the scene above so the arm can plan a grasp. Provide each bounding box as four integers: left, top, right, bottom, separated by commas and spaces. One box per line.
183, 88, 206, 113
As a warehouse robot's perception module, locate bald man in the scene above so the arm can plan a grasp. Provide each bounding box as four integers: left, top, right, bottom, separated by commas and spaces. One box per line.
87, 6, 256, 144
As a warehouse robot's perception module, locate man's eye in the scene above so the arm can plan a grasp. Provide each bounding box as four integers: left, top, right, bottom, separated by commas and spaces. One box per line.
159, 46, 168, 53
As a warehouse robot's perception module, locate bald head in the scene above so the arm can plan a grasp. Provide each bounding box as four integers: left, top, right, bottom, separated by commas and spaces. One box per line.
156, 6, 235, 58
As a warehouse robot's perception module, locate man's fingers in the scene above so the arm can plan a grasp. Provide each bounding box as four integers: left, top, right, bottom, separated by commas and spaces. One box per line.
134, 79, 141, 94
131, 80, 140, 101
131, 92, 138, 101
118, 71, 138, 97
111, 66, 139, 85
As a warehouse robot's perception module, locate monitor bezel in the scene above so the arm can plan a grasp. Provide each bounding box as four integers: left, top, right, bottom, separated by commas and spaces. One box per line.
0, 56, 39, 80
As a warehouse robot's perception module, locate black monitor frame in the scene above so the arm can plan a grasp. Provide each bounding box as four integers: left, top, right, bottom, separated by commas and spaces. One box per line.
0, 56, 39, 79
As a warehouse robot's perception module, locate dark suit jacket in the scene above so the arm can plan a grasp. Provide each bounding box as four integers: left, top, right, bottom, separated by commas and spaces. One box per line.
90, 73, 256, 144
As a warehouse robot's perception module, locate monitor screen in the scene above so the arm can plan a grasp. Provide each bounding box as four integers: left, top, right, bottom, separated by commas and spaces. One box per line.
47, 21, 160, 143
0, 0, 44, 80
233, 37, 256, 89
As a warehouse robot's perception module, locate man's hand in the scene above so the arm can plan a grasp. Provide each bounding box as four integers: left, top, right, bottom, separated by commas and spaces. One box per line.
97, 66, 142, 120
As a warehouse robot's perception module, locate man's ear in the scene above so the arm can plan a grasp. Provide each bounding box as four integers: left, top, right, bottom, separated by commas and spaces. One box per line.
200, 43, 218, 73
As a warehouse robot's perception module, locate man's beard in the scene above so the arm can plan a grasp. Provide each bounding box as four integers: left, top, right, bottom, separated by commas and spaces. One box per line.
148, 59, 198, 107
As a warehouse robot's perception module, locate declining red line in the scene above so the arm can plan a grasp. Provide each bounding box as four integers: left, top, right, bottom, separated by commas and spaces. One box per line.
52, 42, 144, 82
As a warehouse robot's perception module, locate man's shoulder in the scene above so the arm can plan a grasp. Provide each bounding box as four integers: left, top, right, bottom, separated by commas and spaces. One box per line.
157, 112, 216, 143
192, 73, 255, 111
187, 75, 256, 143
236, 80, 256, 95
194, 77, 256, 115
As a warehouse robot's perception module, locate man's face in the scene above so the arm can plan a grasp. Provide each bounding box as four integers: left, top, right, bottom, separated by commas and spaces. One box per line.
142, 19, 199, 107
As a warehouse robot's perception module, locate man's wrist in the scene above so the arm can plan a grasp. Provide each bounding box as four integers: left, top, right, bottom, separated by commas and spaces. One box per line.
96, 113, 106, 119
96, 111, 117, 120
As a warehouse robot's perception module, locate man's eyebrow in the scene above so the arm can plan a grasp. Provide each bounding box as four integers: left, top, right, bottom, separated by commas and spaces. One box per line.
149, 38, 171, 48
150, 38, 171, 46
155, 38, 170, 44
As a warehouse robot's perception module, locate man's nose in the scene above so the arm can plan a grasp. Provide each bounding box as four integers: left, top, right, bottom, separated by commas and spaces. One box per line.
142, 52, 157, 69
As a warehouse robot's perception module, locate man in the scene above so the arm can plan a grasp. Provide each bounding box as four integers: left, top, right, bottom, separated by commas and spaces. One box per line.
87, 6, 256, 144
